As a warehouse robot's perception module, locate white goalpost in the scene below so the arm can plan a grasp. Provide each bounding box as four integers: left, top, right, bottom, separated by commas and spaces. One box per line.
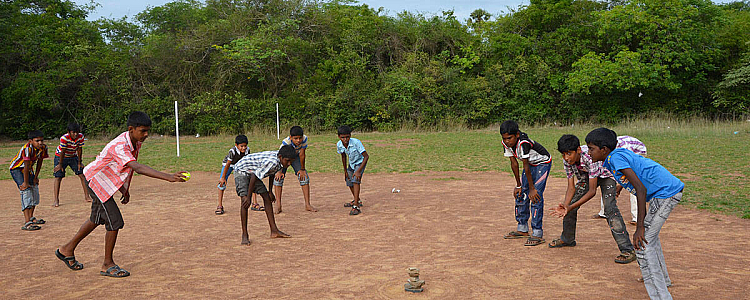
175, 101, 180, 157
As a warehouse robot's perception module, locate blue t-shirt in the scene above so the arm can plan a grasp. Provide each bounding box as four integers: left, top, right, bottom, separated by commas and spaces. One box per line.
603, 148, 684, 201
337, 138, 366, 170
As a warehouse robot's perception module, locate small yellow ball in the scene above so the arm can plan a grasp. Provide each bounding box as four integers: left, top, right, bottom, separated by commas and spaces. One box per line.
181, 172, 191, 181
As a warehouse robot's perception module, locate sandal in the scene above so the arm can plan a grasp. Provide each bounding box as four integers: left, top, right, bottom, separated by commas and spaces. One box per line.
503, 231, 529, 239
615, 251, 636, 264
251, 203, 265, 211
548, 238, 576, 248
524, 236, 545, 246
55, 249, 84, 270
215, 206, 224, 215
21, 221, 41, 231
344, 200, 363, 207
100, 265, 130, 278
349, 206, 361, 215
30, 217, 46, 224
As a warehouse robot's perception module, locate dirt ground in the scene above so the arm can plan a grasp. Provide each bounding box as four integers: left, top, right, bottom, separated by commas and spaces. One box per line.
1, 171, 749, 299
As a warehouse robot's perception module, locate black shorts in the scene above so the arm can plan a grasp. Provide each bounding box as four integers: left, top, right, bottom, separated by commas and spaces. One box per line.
235, 173, 268, 197
87, 183, 124, 231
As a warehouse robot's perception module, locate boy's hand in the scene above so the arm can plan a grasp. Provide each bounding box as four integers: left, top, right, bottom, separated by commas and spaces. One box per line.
529, 189, 541, 203
78, 163, 85, 171
269, 192, 276, 203
298, 170, 308, 181
275, 171, 285, 181
121, 193, 130, 204
54, 164, 62, 172
20, 182, 29, 191
633, 226, 648, 250
172, 171, 188, 182
218, 178, 226, 187
354, 170, 362, 181
344, 171, 349, 181
513, 187, 521, 198
33, 177, 40, 185
549, 203, 569, 217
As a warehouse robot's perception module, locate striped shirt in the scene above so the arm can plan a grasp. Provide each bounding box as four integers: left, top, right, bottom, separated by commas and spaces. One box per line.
617, 136, 647, 156
222, 146, 250, 166
233, 151, 282, 179
279, 135, 308, 151
9, 143, 49, 170
83, 131, 141, 203
502, 133, 552, 166
563, 145, 613, 181
56, 133, 85, 157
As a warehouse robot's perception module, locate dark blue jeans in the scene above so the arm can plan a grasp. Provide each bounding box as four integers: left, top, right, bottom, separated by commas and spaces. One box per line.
515, 162, 551, 238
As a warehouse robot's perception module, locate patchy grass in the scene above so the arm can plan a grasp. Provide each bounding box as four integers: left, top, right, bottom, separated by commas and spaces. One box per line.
2, 118, 748, 218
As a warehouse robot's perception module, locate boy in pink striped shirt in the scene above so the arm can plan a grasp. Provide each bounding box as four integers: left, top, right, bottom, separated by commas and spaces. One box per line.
55, 112, 188, 278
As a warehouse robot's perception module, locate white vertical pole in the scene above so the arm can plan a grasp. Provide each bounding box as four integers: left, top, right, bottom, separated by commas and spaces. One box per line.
175, 101, 180, 157
276, 102, 280, 139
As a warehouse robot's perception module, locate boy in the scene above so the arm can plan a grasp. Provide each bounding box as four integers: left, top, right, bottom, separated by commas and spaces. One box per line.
9, 130, 49, 231
52, 122, 92, 207
549, 135, 635, 264
337, 125, 368, 216
216, 135, 250, 215
233, 145, 298, 245
56, 111, 187, 277
272, 126, 317, 214
586, 128, 683, 300
500, 120, 551, 246
593, 135, 648, 225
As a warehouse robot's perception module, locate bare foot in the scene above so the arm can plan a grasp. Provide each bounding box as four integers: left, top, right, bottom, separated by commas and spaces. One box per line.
52, 201, 59, 207
306, 205, 318, 212
270, 230, 291, 238
84, 197, 92, 203
274, 205, 283, 214
241, 235, 252, 245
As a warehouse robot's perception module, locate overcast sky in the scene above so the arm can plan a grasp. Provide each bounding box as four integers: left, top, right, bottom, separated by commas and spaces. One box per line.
71, 0, 529, 21
71, 0, 736, 22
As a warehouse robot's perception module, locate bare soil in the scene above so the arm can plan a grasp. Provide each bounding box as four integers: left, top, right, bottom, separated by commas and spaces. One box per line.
1, 171, 748, 299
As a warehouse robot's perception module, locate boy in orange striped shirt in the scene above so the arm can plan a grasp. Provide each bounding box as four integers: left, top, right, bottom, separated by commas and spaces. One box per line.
9, 130, 49, 231
52, 122, 92, 207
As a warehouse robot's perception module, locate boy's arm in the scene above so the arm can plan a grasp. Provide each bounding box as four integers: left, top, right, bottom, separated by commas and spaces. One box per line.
341, 153, 349, 180
268, 175, 276, 202
34, 157, 43, 185
219, 160, 231, 186
509, 157, 521, 197
126, 161, 186, 182
621, 168, 648, 250
354, 151, 368, 180
298, 148, 307, 180
522, 158, 540, 202
567, 177, 599, 211
562, 176, 577, 206
20, 163, 31, 190
54, 150, 66, 172
77, 146, 84, 169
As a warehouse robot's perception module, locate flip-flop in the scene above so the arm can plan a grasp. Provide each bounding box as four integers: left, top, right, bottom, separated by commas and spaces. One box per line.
349, 206, 361, 215
100, 265, 130, 278
30, 217, 46, 224
344, 200, 363, 207
524, 236, 546, 246
21, 221, 41, 231
251, 204, 265, 211
615, 251, 637, 264
55, 249, 84, 270
548, 238, 576, 248
503, 231, 529, 239
215, 206, 224, 215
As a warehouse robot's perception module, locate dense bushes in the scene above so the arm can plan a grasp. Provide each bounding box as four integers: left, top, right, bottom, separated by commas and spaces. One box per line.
1, 0, 749, 138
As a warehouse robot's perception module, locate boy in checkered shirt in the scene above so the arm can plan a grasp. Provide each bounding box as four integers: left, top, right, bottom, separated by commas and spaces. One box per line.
56, 112, 188, 278
52, 122, 92, 207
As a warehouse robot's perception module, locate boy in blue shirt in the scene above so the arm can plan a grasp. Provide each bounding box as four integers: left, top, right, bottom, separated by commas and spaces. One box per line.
337, 125, 369, 216
586, 128, 683, 300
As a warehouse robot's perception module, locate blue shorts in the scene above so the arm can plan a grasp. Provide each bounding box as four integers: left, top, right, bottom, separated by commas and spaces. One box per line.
217, 164, 234, 191
346, 164, 366, 187
53, 156, 83, 178
11, 168, 40, 210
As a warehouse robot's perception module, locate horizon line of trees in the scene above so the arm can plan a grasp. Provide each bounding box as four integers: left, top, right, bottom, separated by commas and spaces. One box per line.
1, 0, 749, 139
